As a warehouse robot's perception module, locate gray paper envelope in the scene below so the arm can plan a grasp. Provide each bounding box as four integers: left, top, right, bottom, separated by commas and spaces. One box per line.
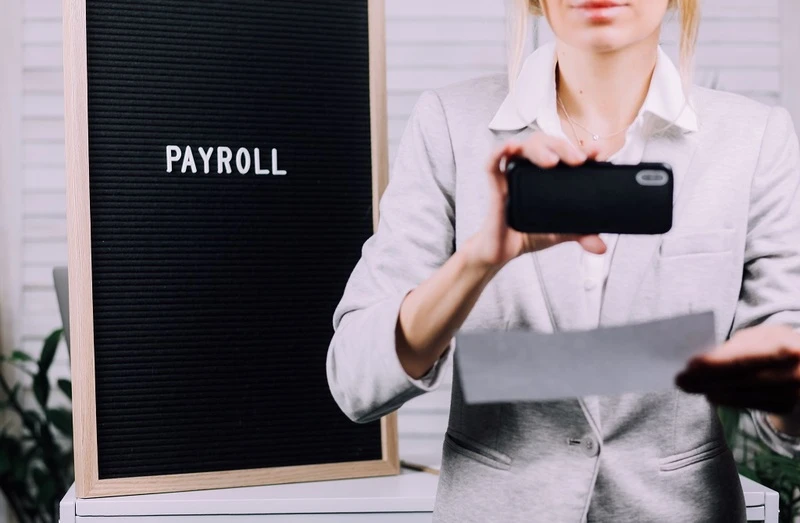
455, 312, 716, 404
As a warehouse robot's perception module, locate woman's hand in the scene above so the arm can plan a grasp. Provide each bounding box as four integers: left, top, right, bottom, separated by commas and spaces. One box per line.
676, 324, 800, 434
465, 133, 607, 270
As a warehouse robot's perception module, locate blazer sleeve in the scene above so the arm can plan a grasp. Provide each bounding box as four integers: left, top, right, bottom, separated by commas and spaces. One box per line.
730, 107, 800, 448
326, 90, 457, 423
731, 106, 800, 333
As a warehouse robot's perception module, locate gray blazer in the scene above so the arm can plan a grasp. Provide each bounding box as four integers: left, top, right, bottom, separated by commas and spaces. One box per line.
326, 75, 800, 522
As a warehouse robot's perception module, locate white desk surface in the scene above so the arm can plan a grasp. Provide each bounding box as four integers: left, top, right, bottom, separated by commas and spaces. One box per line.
60, 472, 777, 522
739, 475, 781, 522
61, 469, 438, 519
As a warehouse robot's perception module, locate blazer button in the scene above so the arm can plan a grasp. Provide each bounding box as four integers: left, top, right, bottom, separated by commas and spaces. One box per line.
581, 436, 600, 458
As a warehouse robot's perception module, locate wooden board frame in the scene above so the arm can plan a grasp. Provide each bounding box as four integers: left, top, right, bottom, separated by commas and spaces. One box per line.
63, 0, 396, 498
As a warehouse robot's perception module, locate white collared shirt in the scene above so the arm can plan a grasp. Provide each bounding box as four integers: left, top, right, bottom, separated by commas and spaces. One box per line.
489, 42, 698, 326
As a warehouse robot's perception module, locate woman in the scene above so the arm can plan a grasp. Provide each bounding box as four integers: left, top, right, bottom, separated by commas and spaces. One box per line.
327, 0, 800, 520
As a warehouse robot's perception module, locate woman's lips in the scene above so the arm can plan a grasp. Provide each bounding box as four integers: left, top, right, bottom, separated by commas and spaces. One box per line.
573, 1, 628, 21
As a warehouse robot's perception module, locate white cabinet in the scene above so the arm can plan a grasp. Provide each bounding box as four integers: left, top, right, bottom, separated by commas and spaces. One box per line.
59, 472, 778, 522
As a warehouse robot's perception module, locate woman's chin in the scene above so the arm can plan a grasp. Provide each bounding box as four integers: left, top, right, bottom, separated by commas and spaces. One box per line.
571, 31, 637, 54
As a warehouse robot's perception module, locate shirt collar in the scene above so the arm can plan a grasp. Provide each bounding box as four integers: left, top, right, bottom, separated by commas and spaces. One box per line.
488, 41, 698, 134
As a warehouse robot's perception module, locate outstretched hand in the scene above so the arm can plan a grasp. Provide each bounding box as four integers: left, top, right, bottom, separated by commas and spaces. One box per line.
676, 324, 800, 426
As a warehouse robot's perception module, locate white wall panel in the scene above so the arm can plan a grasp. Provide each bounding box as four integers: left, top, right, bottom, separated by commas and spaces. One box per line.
23, 267, 55, 288
386, 0, 501, 18
23, 193, 67, 217
23, 143, 65, 166
22, 119, 65, 141
387, 67, 505, 92
23, 168, 65, 192
22, 44, 62, 69
23, 20, 62, 44
388, 43, 505, 68
387, 20, 506, 44
23, 241, 68, 266
23, 0, 62, 20
23, 71, 63, 92
16, 0, 68, 388
781, 0, 800, 125
22, 94, 63, 118
22, 217, 66, 240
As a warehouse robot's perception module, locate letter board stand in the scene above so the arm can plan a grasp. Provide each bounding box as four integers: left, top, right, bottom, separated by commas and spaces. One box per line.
64, 0, 396, 498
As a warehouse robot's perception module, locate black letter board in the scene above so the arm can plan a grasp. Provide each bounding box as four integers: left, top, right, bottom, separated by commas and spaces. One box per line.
63, 0, 395, 497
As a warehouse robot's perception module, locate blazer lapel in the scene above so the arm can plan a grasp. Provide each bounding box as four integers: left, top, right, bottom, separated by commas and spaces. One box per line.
534, 243, 602, 435
599, 130, 701, 327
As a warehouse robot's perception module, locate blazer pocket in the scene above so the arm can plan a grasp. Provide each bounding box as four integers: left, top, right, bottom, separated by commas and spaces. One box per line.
444, 430, 512, 471
660, 229, 735, 258
659, 440, 729, 472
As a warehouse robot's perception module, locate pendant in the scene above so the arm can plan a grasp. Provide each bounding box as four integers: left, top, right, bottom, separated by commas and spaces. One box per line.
592, 134, 599, 141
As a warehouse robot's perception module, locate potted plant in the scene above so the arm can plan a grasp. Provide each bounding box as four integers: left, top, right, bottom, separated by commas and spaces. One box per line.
0, 329, 73, 523
720, 407, 800, 523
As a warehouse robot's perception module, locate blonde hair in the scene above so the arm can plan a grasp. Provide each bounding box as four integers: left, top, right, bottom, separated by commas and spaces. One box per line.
507, 0, 700, 92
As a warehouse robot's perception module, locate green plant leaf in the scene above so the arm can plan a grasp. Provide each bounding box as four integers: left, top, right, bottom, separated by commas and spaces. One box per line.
58, 448, 75, 469
57, 379, 72, 400
9, 350, 34, 363
10, 383, 21, 400
10, 448, 28, 483
23, 409, 44, 430
0, 449, 10, 475
716, 406, 741, 444
33, 372, 50, 409
39, 421, 55, 451
32, 466, 57, 506
38, 329, 63, 376
0, 382, 22, 413
46, 408, 73, 436
23, 442, 42, 462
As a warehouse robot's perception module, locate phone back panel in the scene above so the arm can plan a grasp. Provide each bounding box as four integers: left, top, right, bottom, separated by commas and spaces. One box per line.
505, 159, 674, 235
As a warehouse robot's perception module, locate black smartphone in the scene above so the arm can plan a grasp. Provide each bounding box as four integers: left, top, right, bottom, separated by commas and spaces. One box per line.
505, 157, 674, 235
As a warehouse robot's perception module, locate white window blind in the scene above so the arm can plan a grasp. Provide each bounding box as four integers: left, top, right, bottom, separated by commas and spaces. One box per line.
18, 1, 69, 386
